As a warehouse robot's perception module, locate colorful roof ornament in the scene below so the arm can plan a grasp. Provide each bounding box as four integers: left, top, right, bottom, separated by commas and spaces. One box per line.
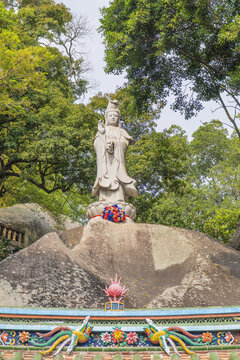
103, 274, 128, 311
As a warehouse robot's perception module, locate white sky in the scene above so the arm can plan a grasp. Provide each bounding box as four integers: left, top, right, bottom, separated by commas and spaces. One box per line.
59, 0, 230, 138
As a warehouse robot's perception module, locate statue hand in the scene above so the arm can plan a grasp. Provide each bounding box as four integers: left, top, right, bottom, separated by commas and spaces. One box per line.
106, 141, 114, 154
98, 119, 105, 133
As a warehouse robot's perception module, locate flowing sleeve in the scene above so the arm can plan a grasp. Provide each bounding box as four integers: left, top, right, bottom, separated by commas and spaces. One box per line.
92, 132, 110, 196
120, 128, 135, 144
114, 129, 139, 198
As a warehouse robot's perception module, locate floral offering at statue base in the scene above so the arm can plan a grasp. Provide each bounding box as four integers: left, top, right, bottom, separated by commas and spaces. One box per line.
102, 205, 125, 222
87, 200, 136, 221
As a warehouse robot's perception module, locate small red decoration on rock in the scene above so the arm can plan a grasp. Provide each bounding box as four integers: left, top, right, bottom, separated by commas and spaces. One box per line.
103, 274, 128, 302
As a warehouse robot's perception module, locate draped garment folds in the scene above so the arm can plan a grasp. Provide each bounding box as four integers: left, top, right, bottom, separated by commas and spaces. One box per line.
92, 125, 139, 201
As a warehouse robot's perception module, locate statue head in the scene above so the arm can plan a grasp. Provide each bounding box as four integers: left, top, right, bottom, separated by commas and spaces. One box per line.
105, 100, 120, 126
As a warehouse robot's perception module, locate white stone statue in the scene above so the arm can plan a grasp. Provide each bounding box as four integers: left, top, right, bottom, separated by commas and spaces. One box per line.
87, 100, 138, 220
92, 100, 139, 202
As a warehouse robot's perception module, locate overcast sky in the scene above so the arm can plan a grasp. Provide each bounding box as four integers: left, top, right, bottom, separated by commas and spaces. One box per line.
60, 0, 123, 97
59, 0, 229, 137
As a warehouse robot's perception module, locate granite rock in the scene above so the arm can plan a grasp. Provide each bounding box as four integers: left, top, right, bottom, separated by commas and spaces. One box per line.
229, 220, 240, 251
0, 232, 107, 308
0, 204, 53, 245
0, 217, 240, 308
72, 217, 240, 308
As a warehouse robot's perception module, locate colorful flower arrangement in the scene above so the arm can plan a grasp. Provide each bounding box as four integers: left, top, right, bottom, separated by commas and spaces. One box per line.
99, 327, 139, 346
100, 332, 111, 344
102, 205, 126, 222
126, 332, 138, 344
112, 328, 125, 343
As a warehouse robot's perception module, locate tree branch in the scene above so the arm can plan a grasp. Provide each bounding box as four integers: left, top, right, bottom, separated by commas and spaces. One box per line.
218, 93, 240, 139
176, 46, 227, 77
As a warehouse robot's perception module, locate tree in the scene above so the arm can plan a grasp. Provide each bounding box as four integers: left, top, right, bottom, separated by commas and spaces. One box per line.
127, 125, 190, 223
99, 0, 240, 137
128, 120, 240, 244
190, 120, 230, 181
0, 0, 95, 197
128, 125, 189, 196
0, 176, 92, 225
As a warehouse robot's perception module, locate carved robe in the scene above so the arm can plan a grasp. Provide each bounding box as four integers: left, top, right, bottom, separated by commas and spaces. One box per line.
92, 125, 139, 202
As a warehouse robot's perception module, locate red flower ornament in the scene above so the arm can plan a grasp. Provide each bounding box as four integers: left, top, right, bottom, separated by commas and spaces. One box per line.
19, 331, 29, 343
202, 332, 213, 343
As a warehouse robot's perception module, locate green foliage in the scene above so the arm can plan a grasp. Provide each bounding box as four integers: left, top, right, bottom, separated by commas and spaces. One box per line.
190, 120, 230, 178
1, 100, 97, 195
229, 353, 240, 360
12, 352, 22, 360
0, 0, 96, 197
219, 15, 240, 45
99, 0, 240, 135
0, 167, 93, 226
204, 208, 240, 243
32, 354, 43, 360
128, 125, 189, 196
132, 121, 240, 244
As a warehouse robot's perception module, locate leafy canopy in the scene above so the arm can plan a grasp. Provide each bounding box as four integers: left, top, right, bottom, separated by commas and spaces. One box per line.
132, 120, 240, 245
100, 0, 240, 136
0, 0, 95, 196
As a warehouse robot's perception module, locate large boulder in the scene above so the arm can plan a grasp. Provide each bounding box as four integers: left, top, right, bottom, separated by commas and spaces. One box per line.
0, 204, 53, 246
59, 226, 84, 249
0, 203, 81, 248
0, 232, 107, 308
229, 221, 240, 251
0, 217, 240, 308
71, 218, 240, 308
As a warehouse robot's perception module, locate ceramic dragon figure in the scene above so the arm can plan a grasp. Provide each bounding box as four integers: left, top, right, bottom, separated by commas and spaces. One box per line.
32, 316, 92, 356
144, 319, 208, 356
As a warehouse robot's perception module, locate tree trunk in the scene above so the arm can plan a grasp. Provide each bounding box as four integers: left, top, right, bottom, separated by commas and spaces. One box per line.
229, 221, 240, 251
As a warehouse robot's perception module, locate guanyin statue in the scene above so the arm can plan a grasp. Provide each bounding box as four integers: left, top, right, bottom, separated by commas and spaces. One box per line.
87, 100, 138, 221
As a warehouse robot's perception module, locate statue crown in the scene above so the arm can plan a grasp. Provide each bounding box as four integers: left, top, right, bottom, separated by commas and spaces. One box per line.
105, 100, 120, 117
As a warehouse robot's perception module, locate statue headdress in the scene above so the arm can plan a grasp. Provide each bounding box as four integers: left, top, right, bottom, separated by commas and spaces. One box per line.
105, 100, 121, 120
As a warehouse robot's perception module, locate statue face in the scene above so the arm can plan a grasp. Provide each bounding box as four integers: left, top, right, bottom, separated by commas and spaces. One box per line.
106, 111, 119, 126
